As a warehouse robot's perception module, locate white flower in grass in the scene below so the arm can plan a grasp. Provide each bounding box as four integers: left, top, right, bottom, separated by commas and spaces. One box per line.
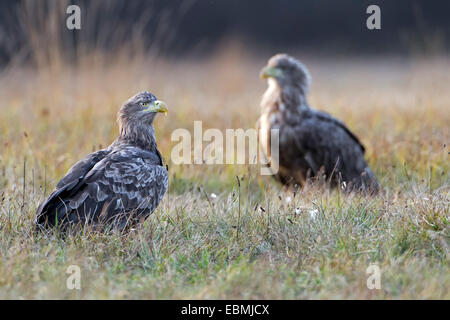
210, 193, 217, 199
295, 207, 302, 215
309, 209, 318, 220
285, 196, 292, 204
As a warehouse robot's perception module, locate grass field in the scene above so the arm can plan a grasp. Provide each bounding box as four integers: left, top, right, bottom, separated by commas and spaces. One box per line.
0, 48, 449, 299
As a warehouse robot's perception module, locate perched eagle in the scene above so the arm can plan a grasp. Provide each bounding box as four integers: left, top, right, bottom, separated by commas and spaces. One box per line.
258, 54, 378, 193
35, 91, 169, 231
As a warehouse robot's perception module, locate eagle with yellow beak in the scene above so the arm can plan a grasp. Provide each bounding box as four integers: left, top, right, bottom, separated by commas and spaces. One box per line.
35, 91, 169, 231
258, 54, 379, 193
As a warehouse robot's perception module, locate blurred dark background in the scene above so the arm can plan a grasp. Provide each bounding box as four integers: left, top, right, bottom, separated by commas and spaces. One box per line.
0, 0, 449, 67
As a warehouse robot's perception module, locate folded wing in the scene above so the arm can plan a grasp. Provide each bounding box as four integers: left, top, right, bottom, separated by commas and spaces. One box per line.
35, 147, 168, 230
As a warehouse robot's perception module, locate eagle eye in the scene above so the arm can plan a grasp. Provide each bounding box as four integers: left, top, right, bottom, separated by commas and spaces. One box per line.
140, 101, 150, 107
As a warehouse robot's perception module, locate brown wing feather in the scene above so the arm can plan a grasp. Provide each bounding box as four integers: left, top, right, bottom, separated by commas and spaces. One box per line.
35, 146, 168, 230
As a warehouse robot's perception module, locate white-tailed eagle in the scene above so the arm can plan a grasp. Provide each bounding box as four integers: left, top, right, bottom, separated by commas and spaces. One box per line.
35, 91, 169, 231
258, 54, 379, 193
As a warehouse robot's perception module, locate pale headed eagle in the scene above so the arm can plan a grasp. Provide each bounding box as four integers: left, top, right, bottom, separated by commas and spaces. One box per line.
258, 54, 379, 193
35, 91, 169, 231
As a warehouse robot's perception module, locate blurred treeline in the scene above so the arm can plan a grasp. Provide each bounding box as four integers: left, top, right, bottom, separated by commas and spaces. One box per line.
0, 0, 449, 68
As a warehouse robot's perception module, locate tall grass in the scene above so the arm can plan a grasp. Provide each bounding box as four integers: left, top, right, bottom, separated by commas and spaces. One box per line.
0, 2, 448, 299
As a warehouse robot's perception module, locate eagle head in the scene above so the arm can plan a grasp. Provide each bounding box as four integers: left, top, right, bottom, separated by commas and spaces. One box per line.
260, 54, 311, 95
118, 91, 168, 128
117, 91, 168, 147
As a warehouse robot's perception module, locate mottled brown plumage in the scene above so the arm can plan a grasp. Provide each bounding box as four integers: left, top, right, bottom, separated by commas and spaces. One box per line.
258, 54, 378, 193
35, 91, 169, 231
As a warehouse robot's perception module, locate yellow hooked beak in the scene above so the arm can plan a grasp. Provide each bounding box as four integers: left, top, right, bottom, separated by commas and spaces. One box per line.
260, 66, 283, 79
146, 100, 168, 115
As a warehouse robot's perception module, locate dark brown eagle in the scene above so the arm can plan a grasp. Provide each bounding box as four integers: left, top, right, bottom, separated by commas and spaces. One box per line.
258, 54, 378, 193
35, 91, 169, 231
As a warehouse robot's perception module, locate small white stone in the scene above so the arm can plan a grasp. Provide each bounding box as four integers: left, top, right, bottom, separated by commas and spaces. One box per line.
295, 207, 302, 215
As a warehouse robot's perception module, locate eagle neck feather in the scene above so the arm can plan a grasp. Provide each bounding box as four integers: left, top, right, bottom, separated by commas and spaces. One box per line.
263, 79, 309, 115
118, 122, 158, 152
